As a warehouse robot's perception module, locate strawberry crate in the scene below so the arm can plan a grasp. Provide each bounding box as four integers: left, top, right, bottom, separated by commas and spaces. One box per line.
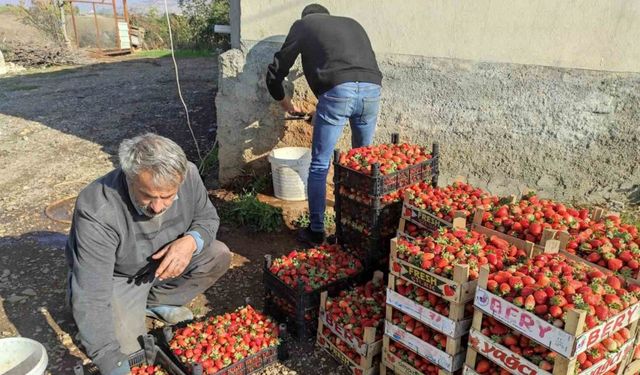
472, 259, 640, 367
385, 306, 467, 373
465, 324, 632, 375
317, 324, 381, 375
380, 336, 460, 375
318, 271, 385, 359
337, 191, 404, 235
74, 335, 184, 375
332, 138, 439, 197
389, 237, 477, 304
156, 306, 279, 375
263, 249, 365, 341
386, 274, 473, 340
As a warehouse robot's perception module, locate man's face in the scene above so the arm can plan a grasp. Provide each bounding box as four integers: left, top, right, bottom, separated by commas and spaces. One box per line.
129, 170, 181, 218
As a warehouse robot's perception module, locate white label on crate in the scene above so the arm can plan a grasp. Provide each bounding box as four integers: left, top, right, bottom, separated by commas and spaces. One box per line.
469, 329, 552, 375
574, 303, 640, 355
319, 308, 368, 356
474, 288, 574, 357
386, 288, 471, 338
580, 339, 634, 375
385, 323, 461, 372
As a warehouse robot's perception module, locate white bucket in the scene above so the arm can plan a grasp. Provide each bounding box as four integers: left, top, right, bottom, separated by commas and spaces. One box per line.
268, 147, 311, 201
0, 337, 48, 375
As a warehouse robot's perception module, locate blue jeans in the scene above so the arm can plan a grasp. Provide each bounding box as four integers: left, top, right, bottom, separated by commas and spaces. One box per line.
308, 82, 382, 232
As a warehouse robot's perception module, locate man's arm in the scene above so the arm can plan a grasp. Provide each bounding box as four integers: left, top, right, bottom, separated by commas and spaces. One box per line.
69, 207, 130, 375
266, 21, 303, 101
186, 163, 219, 250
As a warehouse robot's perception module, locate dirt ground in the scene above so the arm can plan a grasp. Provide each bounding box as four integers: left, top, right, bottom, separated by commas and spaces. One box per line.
0, 55, 345, 374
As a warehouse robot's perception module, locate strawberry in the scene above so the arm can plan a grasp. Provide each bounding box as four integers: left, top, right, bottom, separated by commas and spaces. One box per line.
524, 295, 535, 311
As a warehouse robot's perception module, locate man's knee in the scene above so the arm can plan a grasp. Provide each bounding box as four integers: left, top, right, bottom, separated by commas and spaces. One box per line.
196, 239, 231, 279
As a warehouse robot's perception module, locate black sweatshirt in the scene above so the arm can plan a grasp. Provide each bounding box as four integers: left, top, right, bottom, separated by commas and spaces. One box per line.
266, 14, 382, 101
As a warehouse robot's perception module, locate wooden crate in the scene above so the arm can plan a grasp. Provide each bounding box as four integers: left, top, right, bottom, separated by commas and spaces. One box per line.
471, 264, 640, 363
318, 271, 384, 358
386, 274, 472, 339
385, 306, 466, 373
399, 195, 461, 234
316, 324, 380, 375
465, 324, 631, 375
380, 335, 457, 375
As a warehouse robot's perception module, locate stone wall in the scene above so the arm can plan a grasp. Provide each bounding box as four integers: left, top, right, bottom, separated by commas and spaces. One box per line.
216, 44, 640, 205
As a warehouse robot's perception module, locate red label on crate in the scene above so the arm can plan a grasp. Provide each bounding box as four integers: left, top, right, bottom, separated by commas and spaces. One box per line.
576, 304, 640, 354
474, 288, 574, 357
469, 329, 551, 375
320, 308, 368, 356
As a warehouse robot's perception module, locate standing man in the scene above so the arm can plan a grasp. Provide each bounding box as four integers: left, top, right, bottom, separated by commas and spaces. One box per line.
66, 133, 232, 375
266, 4, 383, 245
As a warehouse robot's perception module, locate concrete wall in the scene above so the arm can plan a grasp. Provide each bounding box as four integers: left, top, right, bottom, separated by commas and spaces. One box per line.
216, 1, 640, 205
240, 0, 640, 73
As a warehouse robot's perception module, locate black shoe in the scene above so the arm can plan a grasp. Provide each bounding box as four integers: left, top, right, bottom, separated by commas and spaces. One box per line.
296, 227, 324, 247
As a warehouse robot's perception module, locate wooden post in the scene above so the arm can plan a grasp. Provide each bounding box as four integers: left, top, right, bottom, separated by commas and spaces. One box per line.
92, 3, 101, 49
69, 2, 79, 48
111, 0, 120, 49
122, 0, 132, 52
59, 1, 72, 48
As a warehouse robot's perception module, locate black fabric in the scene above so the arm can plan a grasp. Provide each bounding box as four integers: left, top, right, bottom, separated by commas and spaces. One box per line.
266, 14, 382, 101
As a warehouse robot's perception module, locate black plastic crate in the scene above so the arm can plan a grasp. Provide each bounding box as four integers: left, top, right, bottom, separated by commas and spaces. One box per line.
333, 138, 439, 197
337, 225, 394, 272
74, 335, 184, 375
336, 192, 403, 234
156, 312, 278, 375
263, 253, 364, 342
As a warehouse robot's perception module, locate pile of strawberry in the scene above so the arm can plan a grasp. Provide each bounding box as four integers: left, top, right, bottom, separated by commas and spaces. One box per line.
387, 339, 440, 375
399, 221, 435, 242
404, 181, 499, 223
338, 143, 432, 175
324, 279, 386, 340
394, 229, 527, 281
473, 356, 511, 375
268, 245, 363, 292
169, 306, 279, 374
480, 194, 591, 244
487, 254, 640, 329
480, 315, 632, 373
566, 214, 640, 279
130, 365, 168, 375
393, 277, 473, 317
390, 309, 448, 350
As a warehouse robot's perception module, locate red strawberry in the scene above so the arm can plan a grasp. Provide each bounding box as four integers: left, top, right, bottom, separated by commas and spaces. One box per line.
524, 295, 535, 311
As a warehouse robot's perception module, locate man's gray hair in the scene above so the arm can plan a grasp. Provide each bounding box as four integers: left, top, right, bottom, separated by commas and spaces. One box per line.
118, 133, 188, 187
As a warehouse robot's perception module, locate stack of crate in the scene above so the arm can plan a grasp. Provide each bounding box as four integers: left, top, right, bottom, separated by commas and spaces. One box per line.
333, 133, 440, 272
381, 218, 473, 375
464, 254, 640, 375
316, 272, 386, 375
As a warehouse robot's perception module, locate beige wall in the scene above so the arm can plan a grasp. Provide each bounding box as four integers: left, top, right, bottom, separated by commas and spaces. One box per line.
240, 0, 640, 73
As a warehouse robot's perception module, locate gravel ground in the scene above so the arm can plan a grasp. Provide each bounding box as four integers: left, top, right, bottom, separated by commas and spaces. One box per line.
0, 56, 347, 374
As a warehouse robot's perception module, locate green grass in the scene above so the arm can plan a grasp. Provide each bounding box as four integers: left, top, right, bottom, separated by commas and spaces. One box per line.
219, 193, 283, 233
135, 49, 212, 59
0, 5, 17, 14
292, 211, 335, 230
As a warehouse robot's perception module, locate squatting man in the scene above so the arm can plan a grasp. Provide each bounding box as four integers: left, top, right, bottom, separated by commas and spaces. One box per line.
65, 133, 232, 375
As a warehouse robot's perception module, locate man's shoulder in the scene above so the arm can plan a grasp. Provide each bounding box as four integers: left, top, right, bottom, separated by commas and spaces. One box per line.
75, 169, 126, 218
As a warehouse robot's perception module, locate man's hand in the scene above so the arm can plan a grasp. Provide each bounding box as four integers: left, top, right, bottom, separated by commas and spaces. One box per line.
279, 96, 301, 114
152, 235, 197, 280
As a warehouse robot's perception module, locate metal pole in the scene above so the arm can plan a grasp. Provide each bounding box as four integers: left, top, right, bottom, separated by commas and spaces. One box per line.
92, 3, 101, 49
230, 0, 241, 49
69, 1, 79, 48
111, 0, 120, 50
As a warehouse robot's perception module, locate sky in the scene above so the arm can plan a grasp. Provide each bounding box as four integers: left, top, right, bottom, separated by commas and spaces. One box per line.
0, 0, 182, 13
